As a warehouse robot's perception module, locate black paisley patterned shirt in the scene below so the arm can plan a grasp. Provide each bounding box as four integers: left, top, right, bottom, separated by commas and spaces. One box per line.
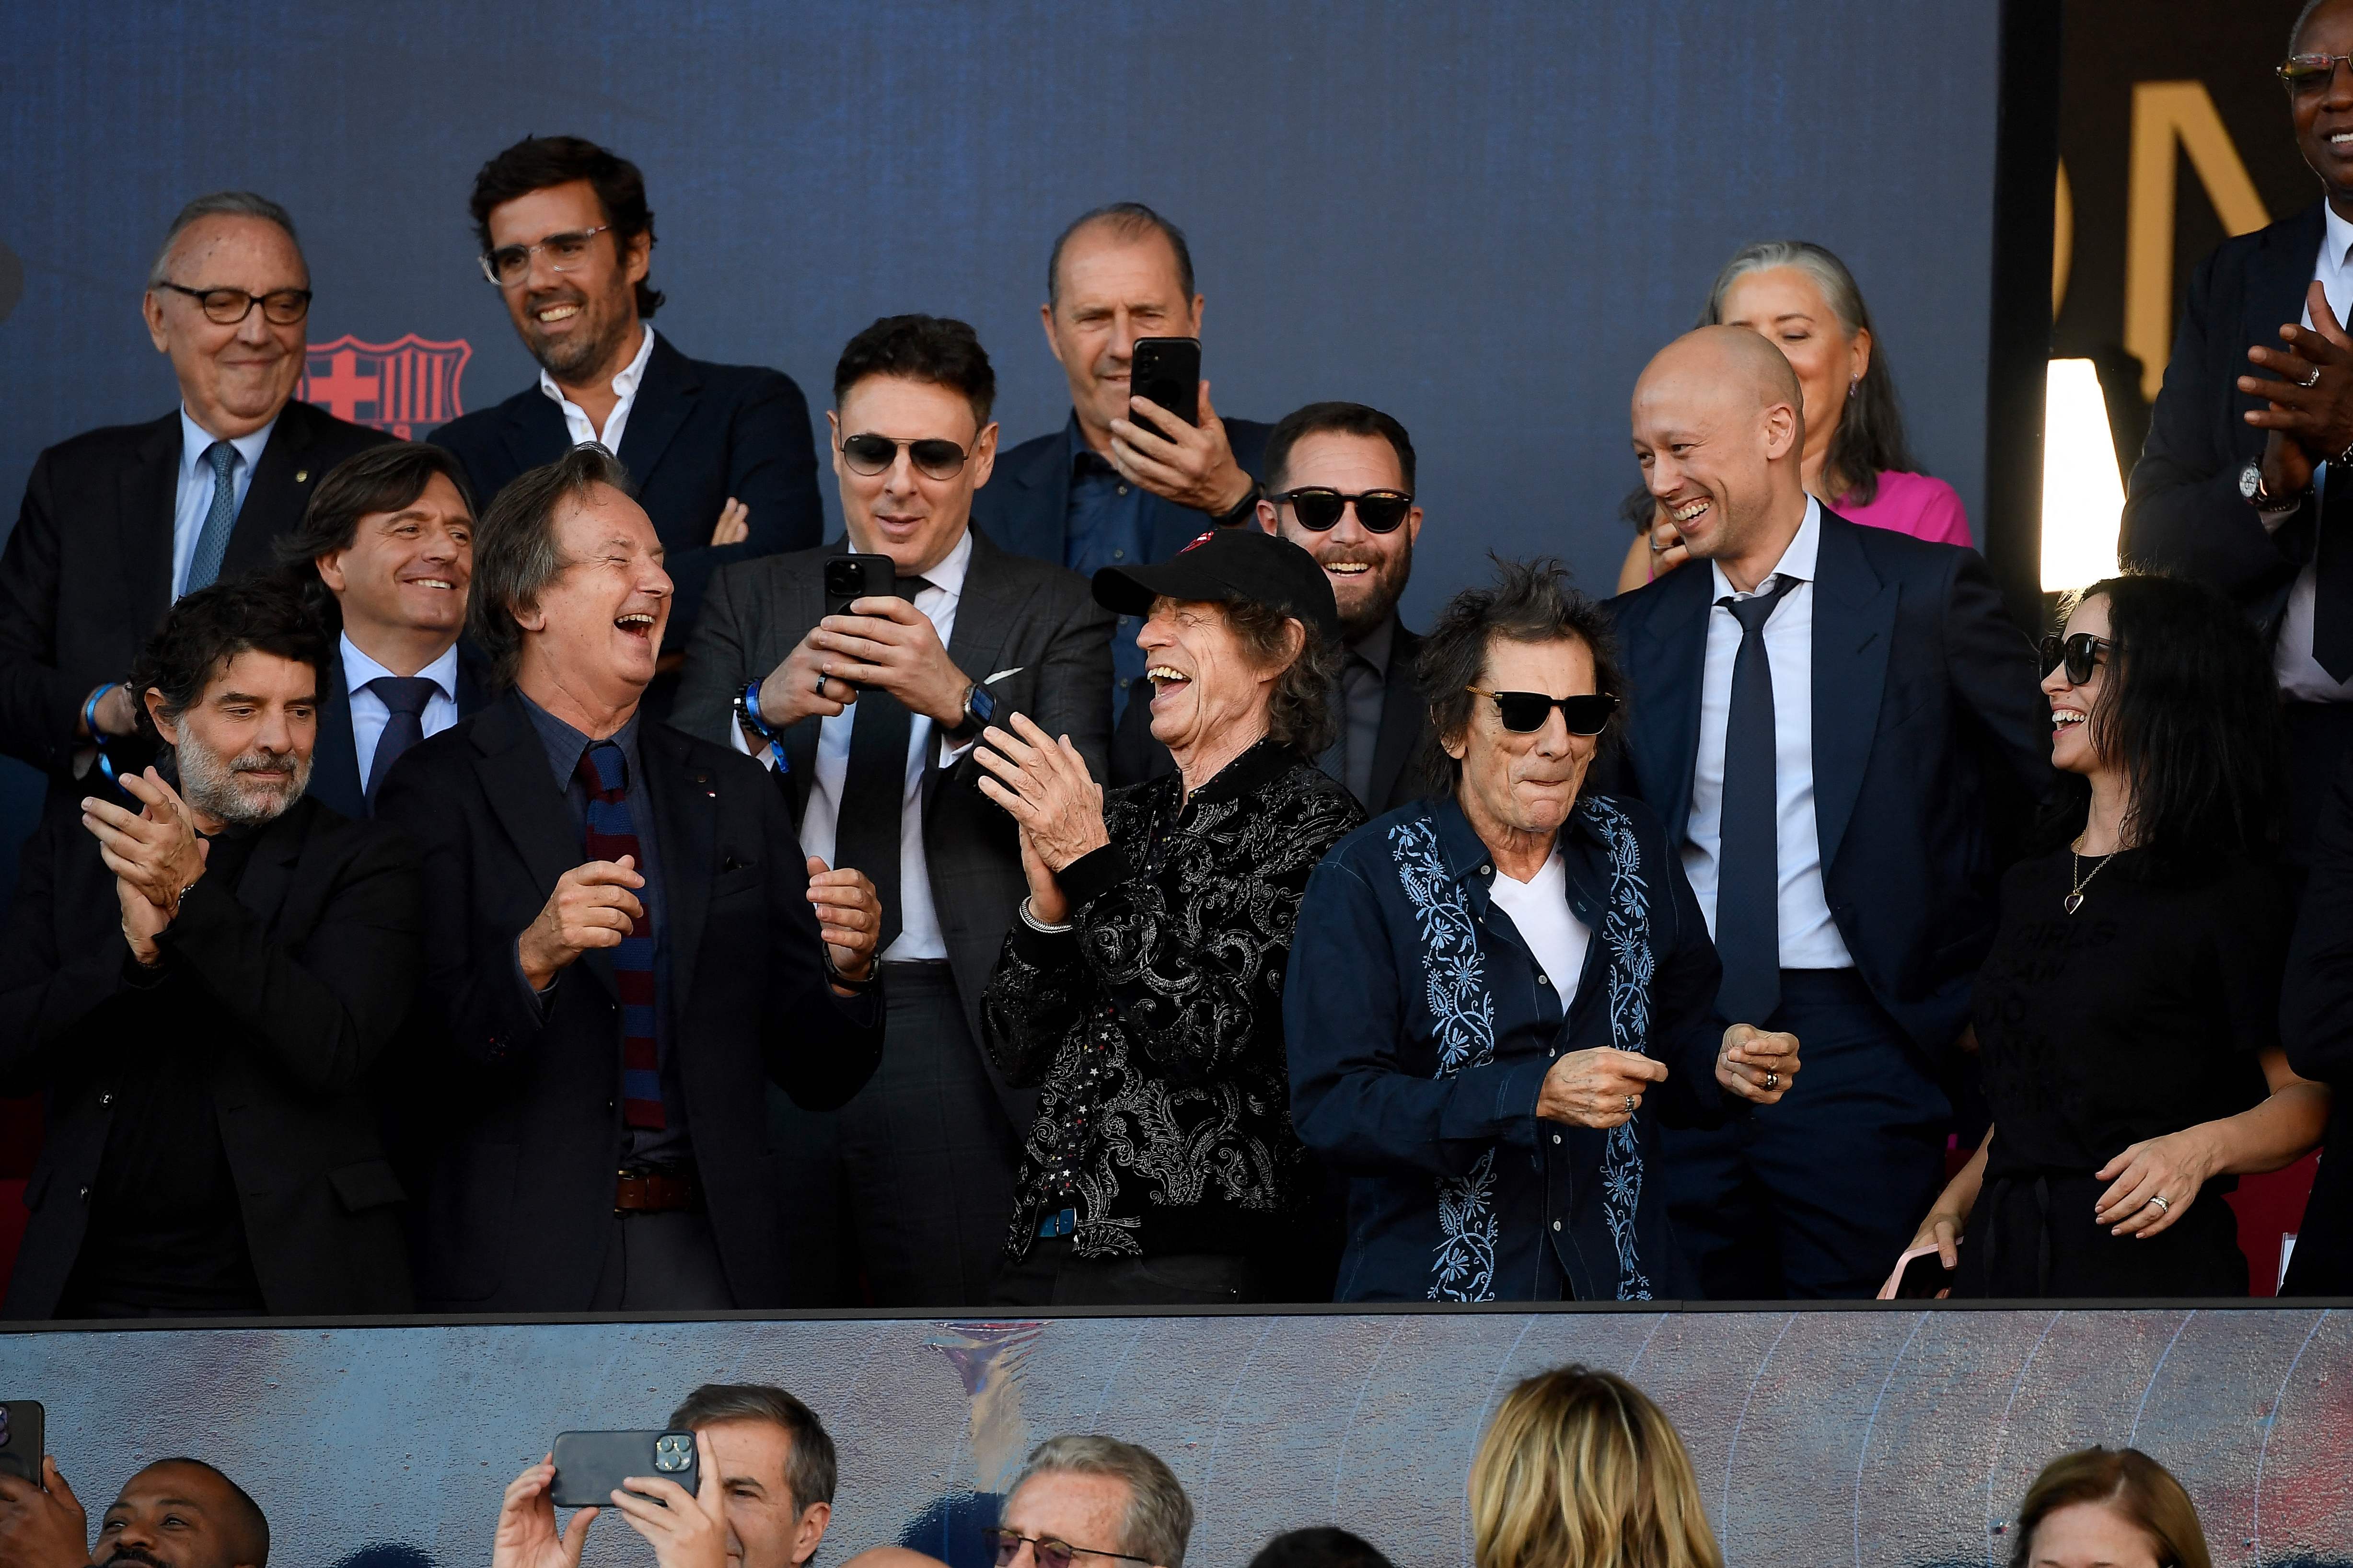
982, 739, 1366, 1262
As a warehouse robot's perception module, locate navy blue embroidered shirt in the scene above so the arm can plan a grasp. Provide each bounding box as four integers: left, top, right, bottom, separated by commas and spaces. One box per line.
1286, 792, 1730, 1302
1062, 416, 1153, 722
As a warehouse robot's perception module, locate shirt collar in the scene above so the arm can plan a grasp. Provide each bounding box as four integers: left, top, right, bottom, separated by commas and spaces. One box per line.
1708, 493, 1822, 601
1066, 410, 1116, 474
341, 631, 461, 699
916, 527, 974, 600
2326, 205, 2353, 275
1180, 736, 1303, 813
179, 406, 277, 479
1348, 613, 1397, 675
537, 323, 657, 414
515, 686, 641, 790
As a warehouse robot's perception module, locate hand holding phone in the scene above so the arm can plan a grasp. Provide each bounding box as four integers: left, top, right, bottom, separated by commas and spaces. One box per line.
1878, 1238, 1961, 1300
1126, 337, 1201, 440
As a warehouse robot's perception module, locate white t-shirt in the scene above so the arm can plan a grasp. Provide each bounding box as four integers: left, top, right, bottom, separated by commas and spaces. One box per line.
1488, 848, 1592, 1002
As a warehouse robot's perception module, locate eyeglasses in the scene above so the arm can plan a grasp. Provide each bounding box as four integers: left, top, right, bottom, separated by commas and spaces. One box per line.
982, 1529, 1153, 1568
1468, 687, 1619, 736
2038, 632, 2114, 686
2279, 53, 2353, 95
841, 433, 971, 480
479, 226, 613, 286
1268, 488, 1414, 533
153, 282, 312, 326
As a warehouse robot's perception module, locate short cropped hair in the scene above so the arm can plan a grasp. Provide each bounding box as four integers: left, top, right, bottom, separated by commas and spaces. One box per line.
1009, 1436, 1192, 1568
1244, 1528, 1394, 1568
128, 576, 327, 745
668, 1384, 838, 1518
833, 314, 997, 430
146, 1457, 271, 1567
1046, 203, 1195, 309
469, 135, 663, 318
1263, 402, 1417, 494
1469, 1366, 1720, 1568
1415, 557, 1626, 793
275, 443, 477, 631
2008, 1447, 2212, 1568
149, 192, 302, 288
468, 443, 637, 690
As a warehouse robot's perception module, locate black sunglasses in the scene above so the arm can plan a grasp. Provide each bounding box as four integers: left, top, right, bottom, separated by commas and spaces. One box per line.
983, 1529, 1152, 1568
1268, 487, 1413, 533
841, 433, 970, 480
2039, 632, 2113, 686
1469, 687, 1618, 736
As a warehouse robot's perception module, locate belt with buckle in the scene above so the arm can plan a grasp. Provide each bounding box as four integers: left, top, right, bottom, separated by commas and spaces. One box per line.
614, 1167, 700, 1214
1036, 1207, 1078, 1239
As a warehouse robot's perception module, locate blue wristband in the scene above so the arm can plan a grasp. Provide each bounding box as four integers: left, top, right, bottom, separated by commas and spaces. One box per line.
740, 679, 790, 774
82, 683, 122, 784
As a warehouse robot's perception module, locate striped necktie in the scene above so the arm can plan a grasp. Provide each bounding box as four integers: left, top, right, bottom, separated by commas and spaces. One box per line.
577, 740, 662, 1129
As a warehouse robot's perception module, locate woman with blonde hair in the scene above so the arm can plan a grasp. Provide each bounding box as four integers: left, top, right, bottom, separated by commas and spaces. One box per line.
2007, 1447, 2211, 1568
1469, 1365, 1720, 1568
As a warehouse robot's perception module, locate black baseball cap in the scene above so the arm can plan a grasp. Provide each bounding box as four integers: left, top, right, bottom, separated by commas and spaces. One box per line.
1092, 526, 1342, 642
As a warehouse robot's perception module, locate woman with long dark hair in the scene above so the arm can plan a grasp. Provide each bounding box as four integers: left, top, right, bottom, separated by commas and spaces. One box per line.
1894, 573, 2329, 1297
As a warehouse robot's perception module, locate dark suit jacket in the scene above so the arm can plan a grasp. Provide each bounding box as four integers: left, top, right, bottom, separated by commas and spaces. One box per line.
670, 529, 1113, 1112
2121, 203, 2327, 633
308, 640, 492, 819
374, 689, 884, 1311
1603, 510, 2051, 1050
1109, 619, 1432, 815
0, 794, 423, 1317
429, 332, 823, 637
2280, 753, 2353, 1294
0, 400, 389, 782
971, 414, 1274, 567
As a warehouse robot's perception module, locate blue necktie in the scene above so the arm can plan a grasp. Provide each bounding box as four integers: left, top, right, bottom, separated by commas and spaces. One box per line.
363, 676, 439, 812
185, 441, 241, 594
1713, 575, 1799, 1026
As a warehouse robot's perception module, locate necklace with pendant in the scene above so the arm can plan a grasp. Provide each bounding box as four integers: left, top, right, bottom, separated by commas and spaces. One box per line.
2064, 845, 2114, 914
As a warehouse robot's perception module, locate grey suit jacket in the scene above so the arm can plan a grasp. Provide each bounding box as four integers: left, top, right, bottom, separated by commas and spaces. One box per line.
672, 527, 1114, 1113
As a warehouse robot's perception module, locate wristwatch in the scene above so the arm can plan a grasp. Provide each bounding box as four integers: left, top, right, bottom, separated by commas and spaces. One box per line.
2240, 460, 2306, 511
1210, 479, 1264, 528
945, 679, 997, 743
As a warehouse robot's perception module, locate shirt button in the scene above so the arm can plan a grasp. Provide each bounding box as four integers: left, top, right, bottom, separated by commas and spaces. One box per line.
1117, 485, 1129, 496
1547, 1048, 1555, 1058
1551, 1219, 1562, 1231
99, 1092, 115, 1107
1536, 974, 1549, 987
1113, 548, 1126, 559
1120, 677, 1131, 688
1552, 1134, 1562, 1145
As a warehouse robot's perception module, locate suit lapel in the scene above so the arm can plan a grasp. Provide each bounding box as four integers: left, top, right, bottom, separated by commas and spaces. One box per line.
929, 530, 1023, 812
615, 334, 696, 494
501, 387, 571, 480
1808, 512, 1897, 874
224, 402, 321, 578
641, 722, 716, 1019
2247, 205, 2327, 370
471, 694, 604, 993
233, 795, 314, 932
1631, 566, 1715, 851
311, 649, 366, 819
455, 644, 492, 716
125, 413, 182, 639
1000, 425, 1077, 564
1367, 624, 1424, 811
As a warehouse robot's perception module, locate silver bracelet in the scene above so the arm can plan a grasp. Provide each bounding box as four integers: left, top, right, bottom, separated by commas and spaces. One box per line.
1018, 896, 1073, 934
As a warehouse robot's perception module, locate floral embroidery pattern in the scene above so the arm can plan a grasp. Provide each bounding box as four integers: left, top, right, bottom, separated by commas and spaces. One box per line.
1584, 796, 1656, 1302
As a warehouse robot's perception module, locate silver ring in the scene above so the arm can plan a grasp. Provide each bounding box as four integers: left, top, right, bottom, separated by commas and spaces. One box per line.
814, 671, 827, 695
2148, 1195, 2170, 1214
1623, 1094, 1636, 1116
1764, 1071, 1780, 1091
2303, 366, 2323, 389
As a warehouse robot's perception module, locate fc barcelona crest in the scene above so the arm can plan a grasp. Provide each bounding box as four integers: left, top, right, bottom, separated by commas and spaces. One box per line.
298, 334, 473, 439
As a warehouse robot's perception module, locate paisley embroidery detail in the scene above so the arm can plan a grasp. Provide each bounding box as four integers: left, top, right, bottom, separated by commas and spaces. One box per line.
1584, 796, 1655, 1302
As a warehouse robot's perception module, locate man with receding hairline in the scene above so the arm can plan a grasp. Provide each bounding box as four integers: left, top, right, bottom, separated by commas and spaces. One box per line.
1607, 326, 2047, 1299
0, 1454, 269, 1568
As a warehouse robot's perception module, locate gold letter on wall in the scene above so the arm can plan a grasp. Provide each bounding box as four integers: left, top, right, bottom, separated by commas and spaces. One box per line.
2127, 81, 2271, 401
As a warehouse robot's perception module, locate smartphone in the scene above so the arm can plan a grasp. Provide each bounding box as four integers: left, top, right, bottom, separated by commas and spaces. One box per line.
549, 1430, 697, 1509
1128, 336, 1201, 438
0, 1401, 44, 1484
823, 553, 899, 620
1882, 1241, 1960, 1300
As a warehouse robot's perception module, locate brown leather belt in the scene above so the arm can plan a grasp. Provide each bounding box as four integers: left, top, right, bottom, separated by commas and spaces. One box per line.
614, 1167, 700, 1214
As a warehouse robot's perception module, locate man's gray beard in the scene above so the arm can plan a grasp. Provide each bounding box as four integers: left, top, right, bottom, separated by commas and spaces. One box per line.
175, 735, 310, 828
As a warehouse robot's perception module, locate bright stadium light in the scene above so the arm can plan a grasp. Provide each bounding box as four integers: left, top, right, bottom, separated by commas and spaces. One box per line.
2040, 357, 2124, 592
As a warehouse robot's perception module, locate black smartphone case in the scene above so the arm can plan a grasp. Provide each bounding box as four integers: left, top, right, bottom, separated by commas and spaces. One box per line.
823, 553, 899, 619
0, 1400, 45, 1483
549, 1429, 697, 1508
1129, 337, 1201, 432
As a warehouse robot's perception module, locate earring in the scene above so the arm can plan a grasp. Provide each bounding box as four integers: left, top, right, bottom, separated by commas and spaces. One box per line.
1848, 376, 1859, 400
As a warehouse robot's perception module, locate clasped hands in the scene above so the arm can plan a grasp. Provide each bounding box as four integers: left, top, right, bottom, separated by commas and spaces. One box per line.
1534, 1024, 1801, 1131
2241, 280, 2353, 498
972, 712, 1109, 926
80, 766, 209, 967
493, 1430, 730, 1568
517, 855, 881, 994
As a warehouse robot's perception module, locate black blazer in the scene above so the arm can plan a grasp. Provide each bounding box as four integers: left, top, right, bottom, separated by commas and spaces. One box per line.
0, 794, 423, 1318
429, 332, 823, 637
1108, 620, 1432, 815
2280, 755, 2353, 1294
971, 414, 1274, 567
307, 641, 493, 819
2122, 202, 2328, 633
0, 401, 389, 783
670, 529, 1113, 1112
374, 690, 885, 1311
1603, 510, 2051, 1050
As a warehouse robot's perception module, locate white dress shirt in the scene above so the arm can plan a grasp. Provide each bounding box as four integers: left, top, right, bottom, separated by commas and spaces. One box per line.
1681, 495, 1855, 970
539, 323, 656, 451
172, 408, 276, 600
1488, 846, 1591, 1001
732, 530, 977, 964
341, 633, 463, 789
2276, 205, 2353, 702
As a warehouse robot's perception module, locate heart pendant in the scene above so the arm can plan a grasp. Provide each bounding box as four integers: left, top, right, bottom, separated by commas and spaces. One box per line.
2063, 893, 2084, 914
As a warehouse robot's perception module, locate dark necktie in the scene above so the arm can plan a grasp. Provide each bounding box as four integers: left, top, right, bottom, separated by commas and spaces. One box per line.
1713, 575, 1800, 1026
2315, 468, 2353, 681
363, 675, 439, 811
834, 575, 931, 954
577, 741, 662, 1130
185, 442, 240, 594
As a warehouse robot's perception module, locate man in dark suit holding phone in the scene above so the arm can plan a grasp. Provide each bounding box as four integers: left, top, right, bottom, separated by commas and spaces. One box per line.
1607, 327, 2048, 1300
971, 203, 1270, 726
675, 315, 1112, 1308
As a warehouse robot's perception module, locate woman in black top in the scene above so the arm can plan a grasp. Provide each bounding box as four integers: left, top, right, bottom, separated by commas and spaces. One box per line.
1898, 573, 2329, 1297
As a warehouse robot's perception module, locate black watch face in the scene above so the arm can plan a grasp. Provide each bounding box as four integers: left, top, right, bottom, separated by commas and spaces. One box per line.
970, 687, 998, 724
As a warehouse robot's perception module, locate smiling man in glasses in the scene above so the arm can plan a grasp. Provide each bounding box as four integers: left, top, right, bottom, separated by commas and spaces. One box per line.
0, 190, 389, 815
673, 315, 1111, 1309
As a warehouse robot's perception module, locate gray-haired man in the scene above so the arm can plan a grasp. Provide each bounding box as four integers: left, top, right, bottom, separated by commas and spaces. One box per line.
986, 1436, 1193, 1568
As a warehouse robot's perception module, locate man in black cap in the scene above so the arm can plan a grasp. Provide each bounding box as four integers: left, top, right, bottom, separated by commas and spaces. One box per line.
969, 528, 1367, 1303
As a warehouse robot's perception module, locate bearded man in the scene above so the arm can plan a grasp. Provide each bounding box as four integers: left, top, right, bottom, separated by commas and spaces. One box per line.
0, 574, 425, 1318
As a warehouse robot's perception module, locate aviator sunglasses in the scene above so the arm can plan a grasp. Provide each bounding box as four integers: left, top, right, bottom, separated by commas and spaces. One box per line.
840, 433, 972, 480
1267, 487, 1414, 533
982, 1529, 1153, 1568
1468, 687, 1619, 736
2038, 632, 2113, 687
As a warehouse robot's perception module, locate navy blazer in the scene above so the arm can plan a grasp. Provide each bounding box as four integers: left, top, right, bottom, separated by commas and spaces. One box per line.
971, 414, 1274, 567
2122, 203, 2326, 634
306, 640, 492, 819
1603, 510, 2050, 1051
2281, 756, 2353, 1294
429, 332, 823, 636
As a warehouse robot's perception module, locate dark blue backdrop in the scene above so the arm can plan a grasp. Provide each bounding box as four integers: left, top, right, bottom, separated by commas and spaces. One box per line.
0, 0, 2003, 878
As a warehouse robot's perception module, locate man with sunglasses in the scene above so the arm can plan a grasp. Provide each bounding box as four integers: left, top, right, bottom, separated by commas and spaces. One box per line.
674, 315, 1112, 1308
2124, 0, 2353, 845
1608, 326, 2047, 1301
430, 136, 823, 708
1107, 402, 1434, 815
0, 191, 388, 813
